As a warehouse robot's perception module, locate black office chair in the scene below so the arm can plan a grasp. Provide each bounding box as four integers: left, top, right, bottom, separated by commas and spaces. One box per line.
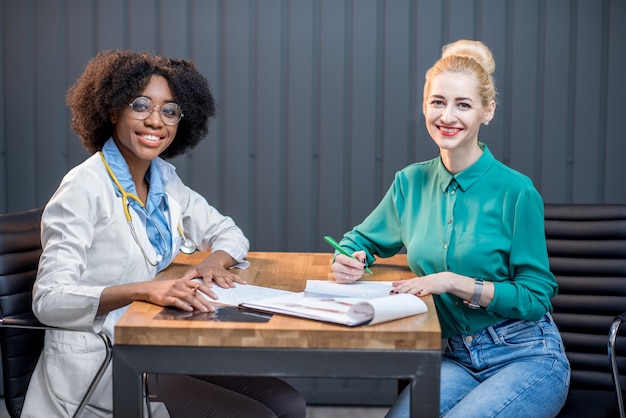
0, 207, 112, 417
545, 204, 626, 418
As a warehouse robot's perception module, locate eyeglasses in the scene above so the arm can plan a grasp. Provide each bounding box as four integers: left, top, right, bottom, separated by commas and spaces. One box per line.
128, 97, 184, 125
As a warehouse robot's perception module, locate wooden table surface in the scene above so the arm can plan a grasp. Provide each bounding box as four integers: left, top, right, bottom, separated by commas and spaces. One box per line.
115, 251, 441, 350
113, 252, 441, 417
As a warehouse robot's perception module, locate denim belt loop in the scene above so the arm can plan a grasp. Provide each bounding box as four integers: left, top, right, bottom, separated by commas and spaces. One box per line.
487, 325, 501, 344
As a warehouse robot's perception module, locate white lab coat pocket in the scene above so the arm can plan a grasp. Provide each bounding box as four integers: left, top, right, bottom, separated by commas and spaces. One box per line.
44, 329, 113, 415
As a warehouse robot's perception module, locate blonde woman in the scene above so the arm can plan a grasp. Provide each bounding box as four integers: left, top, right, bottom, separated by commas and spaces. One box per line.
331, 40, 570, 417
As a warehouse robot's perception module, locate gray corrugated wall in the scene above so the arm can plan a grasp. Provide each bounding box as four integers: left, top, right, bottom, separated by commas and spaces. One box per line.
1, 0, 625, 406
1, 0, 625, 254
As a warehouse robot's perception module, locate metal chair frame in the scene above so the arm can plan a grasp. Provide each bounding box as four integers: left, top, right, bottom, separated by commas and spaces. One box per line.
609, 312, 626, 418
0, 318, 112, 417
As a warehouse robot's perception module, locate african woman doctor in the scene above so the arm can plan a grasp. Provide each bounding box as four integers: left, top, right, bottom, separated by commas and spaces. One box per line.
22, 50, 305, 418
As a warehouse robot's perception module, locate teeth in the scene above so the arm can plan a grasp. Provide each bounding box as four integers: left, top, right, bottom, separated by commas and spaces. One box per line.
440, 127, 458, 133
140, 134, 160, 141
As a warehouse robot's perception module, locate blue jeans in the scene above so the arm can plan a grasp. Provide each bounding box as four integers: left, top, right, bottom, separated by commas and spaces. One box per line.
386, 313, 571, 418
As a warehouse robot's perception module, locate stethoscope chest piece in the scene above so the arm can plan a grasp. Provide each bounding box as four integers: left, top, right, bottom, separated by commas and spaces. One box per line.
179, 236, 197, 254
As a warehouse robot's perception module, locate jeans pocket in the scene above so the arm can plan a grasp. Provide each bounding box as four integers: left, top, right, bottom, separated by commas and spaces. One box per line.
496, 320, 546, 348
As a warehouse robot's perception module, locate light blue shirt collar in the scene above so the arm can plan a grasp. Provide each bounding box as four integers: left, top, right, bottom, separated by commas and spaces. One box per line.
101, 139, 177, 211
101, 139, 177, 271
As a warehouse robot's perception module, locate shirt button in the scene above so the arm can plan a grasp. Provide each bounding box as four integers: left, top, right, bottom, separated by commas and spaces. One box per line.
450, 190, 456, 195
464, 336, 473, 344
447, 218, 452, 224
443, 244, 448, 249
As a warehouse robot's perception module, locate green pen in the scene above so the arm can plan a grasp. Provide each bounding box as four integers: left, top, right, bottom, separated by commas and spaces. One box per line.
323, 235, 373, 274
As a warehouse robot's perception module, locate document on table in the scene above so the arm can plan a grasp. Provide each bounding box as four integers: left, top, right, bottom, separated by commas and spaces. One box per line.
191, 278, 293, 306
192, 278, 427, 326
241, 280, 428, 327
303, 280, 396, 299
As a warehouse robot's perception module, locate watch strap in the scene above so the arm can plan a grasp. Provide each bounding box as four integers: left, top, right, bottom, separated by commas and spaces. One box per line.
466, 278, 484, 309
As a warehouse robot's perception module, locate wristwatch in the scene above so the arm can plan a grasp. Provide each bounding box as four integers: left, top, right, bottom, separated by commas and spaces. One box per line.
466, 278, 484, 309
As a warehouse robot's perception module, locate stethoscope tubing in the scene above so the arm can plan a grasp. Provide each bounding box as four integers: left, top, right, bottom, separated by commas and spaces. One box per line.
99, 151, 197, 265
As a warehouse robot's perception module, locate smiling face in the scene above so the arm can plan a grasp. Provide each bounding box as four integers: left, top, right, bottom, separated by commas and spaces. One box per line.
111, 75, 178, 171
423, 71, 495, 157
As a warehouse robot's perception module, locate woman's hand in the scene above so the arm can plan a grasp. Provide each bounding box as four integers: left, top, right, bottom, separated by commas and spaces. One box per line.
331, 251, 368, 283
391, 272, 465, 297
98, 277, 220, 315
147, 251, 247, 313
179, 250, 247, 289
144, 278, 218, 312
390, 272, 491, 307
99, 250, 248, 314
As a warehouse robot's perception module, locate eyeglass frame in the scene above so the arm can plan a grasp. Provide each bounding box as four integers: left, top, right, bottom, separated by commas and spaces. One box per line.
128, 96, 184, 125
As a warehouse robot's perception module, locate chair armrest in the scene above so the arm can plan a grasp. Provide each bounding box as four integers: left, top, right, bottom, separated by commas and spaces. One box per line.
0, 317, 51, 330
615, 312, 626, 324
609, 312, 625, 418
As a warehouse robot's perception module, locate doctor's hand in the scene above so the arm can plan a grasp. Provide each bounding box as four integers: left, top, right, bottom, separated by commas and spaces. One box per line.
331, 252, 367, 284
98, 277, 216, 314
145, 278, 218, 313
179, 250, 248, 289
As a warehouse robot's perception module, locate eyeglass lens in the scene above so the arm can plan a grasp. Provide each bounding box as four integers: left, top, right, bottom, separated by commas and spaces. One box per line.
129, 97, 183, 125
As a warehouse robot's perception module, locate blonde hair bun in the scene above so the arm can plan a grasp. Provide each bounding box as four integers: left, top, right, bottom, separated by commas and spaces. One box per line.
441, 39, 495, 75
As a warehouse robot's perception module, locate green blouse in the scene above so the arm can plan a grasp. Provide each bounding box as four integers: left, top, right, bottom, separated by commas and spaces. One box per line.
339, 144, 557, 338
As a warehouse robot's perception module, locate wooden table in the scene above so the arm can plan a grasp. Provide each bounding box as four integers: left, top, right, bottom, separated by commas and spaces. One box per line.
113, 252, 441, 417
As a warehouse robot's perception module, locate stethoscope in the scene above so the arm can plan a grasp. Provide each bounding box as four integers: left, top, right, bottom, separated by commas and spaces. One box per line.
99, 152, 197, 266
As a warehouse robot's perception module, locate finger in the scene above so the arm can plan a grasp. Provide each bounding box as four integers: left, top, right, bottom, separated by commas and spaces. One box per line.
390, 284, 408, 294
394, 285, 423, 296
164, 294, 196, 312
334, 274, 351, 284
345, 273, 360, 282
186, 288, 216, 313
186, 280, 201, 294
194, 297, 217, 313
341, 252, 365, 275
391, 279, 413, 288
190, 298, 216, 313
180, 269, 215, 288
195, 283, 218, 300
334, 272, 360, 284
335, 254, 363, 269
172, 300, 195, 312
333, 261, 365, 277
353, 250, 367, 264
211, 271, 247, 286
230, 274, 248, 285
212, 275, 237, 289
179, 268, 202, 282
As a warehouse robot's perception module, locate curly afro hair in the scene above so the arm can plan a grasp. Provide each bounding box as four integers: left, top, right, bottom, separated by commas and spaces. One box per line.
66, 49, 216, 159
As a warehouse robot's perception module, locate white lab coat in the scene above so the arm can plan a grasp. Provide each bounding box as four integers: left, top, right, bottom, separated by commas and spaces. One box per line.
22, 153, 249, 417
